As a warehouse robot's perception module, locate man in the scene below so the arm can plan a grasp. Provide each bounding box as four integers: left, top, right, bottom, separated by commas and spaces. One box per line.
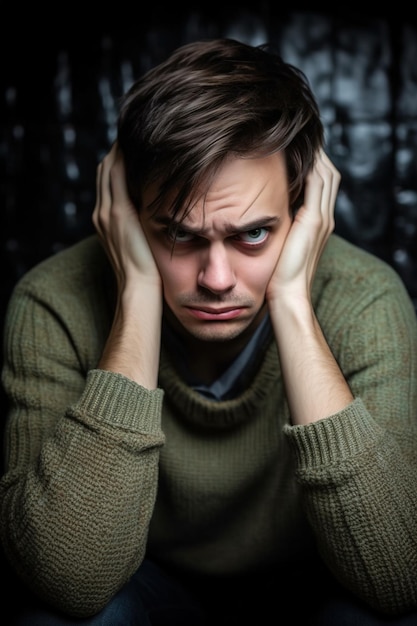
1, 38, 417, 625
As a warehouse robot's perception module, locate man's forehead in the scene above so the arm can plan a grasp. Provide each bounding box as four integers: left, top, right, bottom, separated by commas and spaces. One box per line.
142, 152, 288, 220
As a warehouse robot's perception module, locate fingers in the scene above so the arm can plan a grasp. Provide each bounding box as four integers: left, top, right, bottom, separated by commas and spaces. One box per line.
95, 144, 118, 204
316, 150, 340, 223
92, 142, 129, 235
302, 150, 339, 255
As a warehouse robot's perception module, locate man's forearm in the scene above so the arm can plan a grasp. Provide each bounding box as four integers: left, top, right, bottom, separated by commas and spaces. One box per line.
271, 297, 354, 425
98, 286, 162, 389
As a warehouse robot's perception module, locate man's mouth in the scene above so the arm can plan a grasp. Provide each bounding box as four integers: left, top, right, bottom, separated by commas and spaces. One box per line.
185, 306, 244, 320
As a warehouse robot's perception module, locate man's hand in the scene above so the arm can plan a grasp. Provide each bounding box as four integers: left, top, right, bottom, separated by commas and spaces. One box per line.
93, 142, 161, 292
93, 142, 163, 388
267, 151, 353, 424
267, 150, 340, 306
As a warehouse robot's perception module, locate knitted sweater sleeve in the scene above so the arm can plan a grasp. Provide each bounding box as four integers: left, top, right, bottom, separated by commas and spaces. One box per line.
284, 270, 417, 616
0, 259, 165, 617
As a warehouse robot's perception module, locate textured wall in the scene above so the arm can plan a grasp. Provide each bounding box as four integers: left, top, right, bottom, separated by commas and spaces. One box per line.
1, 8, 417, 328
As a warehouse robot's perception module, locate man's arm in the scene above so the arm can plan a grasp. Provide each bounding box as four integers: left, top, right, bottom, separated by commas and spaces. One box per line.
0, 145, 165, 618
268, 150, 417, 614
93, 142, 163, 387
267, 150, 354, 424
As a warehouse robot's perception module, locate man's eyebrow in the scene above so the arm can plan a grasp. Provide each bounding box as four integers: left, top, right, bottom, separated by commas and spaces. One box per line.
151, 215, 281, 234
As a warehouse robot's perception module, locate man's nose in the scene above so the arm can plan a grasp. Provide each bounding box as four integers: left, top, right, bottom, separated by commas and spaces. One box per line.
197, 243, 236, 294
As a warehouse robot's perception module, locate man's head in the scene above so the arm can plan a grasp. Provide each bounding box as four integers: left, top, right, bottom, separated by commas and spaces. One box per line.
116, 38, 324, 345
117, 37, 324, 221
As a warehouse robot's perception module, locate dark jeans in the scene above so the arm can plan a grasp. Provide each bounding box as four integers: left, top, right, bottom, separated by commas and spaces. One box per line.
7, 559, 417, 626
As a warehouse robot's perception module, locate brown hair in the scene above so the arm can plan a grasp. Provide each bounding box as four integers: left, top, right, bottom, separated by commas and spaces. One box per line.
117, 37, 324, 219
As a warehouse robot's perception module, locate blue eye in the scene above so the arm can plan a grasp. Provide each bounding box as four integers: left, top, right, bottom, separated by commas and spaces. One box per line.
237, 228, 270, 245
168, 228, 195, 243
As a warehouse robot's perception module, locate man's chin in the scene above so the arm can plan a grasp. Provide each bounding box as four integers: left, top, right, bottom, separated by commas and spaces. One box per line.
186, 324, 247, 343
178, 314, 265, 344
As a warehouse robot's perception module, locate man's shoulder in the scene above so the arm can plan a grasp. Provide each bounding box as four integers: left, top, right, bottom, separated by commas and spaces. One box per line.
322, 234, 401, 281
38, 234, 104, 269
315, 233, 413, 311
14, 235, 109, 294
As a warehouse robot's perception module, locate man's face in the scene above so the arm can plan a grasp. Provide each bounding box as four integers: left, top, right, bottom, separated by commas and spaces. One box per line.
140, 152, 292, 343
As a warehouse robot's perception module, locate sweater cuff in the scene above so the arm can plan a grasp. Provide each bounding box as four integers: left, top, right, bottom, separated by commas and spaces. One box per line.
283, 397, 384, 471
71, 368, 164, 434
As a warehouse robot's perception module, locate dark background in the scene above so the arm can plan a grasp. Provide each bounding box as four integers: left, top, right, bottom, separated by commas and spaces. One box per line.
1, 8, 417, 436
2, 8, 417, 319
2, 4, 417, 434
1, 4, 417, 612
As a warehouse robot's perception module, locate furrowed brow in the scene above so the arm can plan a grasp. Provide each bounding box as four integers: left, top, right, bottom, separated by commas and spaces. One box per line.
224, 216, 281, 234
151, 215, 280, 235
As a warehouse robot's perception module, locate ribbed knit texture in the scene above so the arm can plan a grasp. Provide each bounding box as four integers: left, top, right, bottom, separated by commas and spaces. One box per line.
1, 233, 417, 617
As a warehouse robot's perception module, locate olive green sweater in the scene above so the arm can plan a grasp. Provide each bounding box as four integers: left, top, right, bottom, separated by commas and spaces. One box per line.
1, 234, 417, 618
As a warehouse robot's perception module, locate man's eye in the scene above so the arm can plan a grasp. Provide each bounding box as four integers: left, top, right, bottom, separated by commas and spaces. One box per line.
237, 228, 270, 245
169, 228, 195, 243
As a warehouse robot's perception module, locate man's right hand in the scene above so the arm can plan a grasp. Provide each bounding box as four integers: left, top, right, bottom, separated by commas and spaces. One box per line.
93, 142, 161, 292
93, 142, 163, 388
